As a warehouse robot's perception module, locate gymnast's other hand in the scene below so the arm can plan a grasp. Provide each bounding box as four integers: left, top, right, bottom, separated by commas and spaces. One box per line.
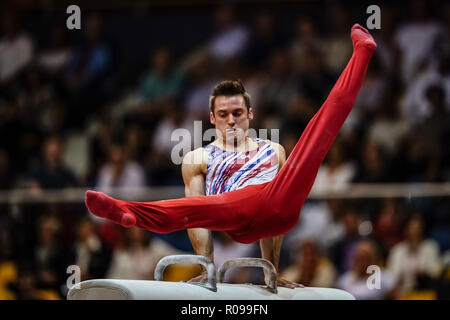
276, 276, 304, 289
187, 271, 209, 284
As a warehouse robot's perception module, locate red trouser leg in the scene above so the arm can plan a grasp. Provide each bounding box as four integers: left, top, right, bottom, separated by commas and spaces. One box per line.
85, 183, 265, 235
85, 24, 376, 244
239, 24, 377, 242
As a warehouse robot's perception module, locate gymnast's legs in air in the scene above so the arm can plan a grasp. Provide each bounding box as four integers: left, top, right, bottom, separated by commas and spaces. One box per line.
85, 24, 377, 244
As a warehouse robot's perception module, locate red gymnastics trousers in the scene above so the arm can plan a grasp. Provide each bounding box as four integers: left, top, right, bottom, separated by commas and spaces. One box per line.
85, 24, 377, 244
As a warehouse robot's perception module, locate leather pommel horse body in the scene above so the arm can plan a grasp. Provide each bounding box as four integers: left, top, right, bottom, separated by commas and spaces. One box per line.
67, 255, 355, 300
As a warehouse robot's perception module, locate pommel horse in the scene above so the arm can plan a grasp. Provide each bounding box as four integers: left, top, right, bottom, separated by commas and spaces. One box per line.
67, 255, 355, 300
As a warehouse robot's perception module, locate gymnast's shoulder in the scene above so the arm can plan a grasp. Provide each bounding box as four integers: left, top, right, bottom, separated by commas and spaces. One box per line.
264, 140, 286, 156
264, 140, 286, 167
181, 147, 208, 171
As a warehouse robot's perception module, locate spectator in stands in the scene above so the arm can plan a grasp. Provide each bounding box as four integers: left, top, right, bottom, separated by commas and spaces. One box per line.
107, 227, 180, 280
123, 122, 147, 164
32, 214, 70, 298
286, 200, 345, 252
353, 141, 391, 183
293, 45, 335, 106
312, 140, 356, 193
323, 6, 353, 76
65, 13, 111, 91
372, 6, 401, 75
136, 46, 183, 104
402, 54, 450, 124
151, 99, 186, 158
37, 25, 70, 79
418, 85, 450, 146
96, 142, 146, 191
337, 239, 396, 299
12, 262, 59, 300
329, 207, 364, 274
367, 88, 410, 157
27, 135, 78, 190
372, 199, 407, 256
86, 108, 114, 186
4, 66, 63, 179
290, 16, 324, 74
19, 67, 58, 134
387, 214, 442, 297
208, 4, 249, 62
183, 54, 217, 123
398, 132, 438, 183
258, 48, 296, 128
243, 9, 284, 70
287, 44, 335, 136
394, 0, 443, 85
413, 85, 450, 182
282, 239, 337, 287
347, 56, 387, 130
148, 99, 187, 185
70, 216, 112, 281
64, 13, 112, 129
0, 11, 33, 84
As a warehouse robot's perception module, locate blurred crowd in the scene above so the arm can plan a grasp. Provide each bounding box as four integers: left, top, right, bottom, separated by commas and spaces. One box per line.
1, 1, 450, 299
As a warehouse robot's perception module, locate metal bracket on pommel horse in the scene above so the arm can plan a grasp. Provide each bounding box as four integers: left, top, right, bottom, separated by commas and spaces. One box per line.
155, 255, 278, 293
155, 254, 218, 292
217, 257, 279, 294
67, 254, 356, 300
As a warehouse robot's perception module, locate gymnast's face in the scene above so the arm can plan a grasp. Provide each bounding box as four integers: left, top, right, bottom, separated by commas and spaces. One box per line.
210, 95, 253, 145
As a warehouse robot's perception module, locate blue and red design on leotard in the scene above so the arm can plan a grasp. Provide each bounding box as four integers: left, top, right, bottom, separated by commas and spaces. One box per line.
203, 138, 279, 195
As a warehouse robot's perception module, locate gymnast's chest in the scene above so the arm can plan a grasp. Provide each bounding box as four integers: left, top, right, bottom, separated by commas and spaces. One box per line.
204, 148, 278, 194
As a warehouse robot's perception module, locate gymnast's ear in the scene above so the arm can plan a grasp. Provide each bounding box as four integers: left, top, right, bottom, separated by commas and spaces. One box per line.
248, 107, 254, 120
210, 111, 216, 125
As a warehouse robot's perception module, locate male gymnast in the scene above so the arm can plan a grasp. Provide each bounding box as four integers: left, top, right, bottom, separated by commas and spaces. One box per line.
85, 24, 377, 287
182, 79, 293, 286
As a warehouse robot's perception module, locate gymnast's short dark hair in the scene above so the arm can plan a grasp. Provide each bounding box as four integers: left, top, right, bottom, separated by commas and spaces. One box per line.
209, 79, 251, 113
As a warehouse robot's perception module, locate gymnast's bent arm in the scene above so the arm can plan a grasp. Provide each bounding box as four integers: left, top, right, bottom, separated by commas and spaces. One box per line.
182, 148, 215, 281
